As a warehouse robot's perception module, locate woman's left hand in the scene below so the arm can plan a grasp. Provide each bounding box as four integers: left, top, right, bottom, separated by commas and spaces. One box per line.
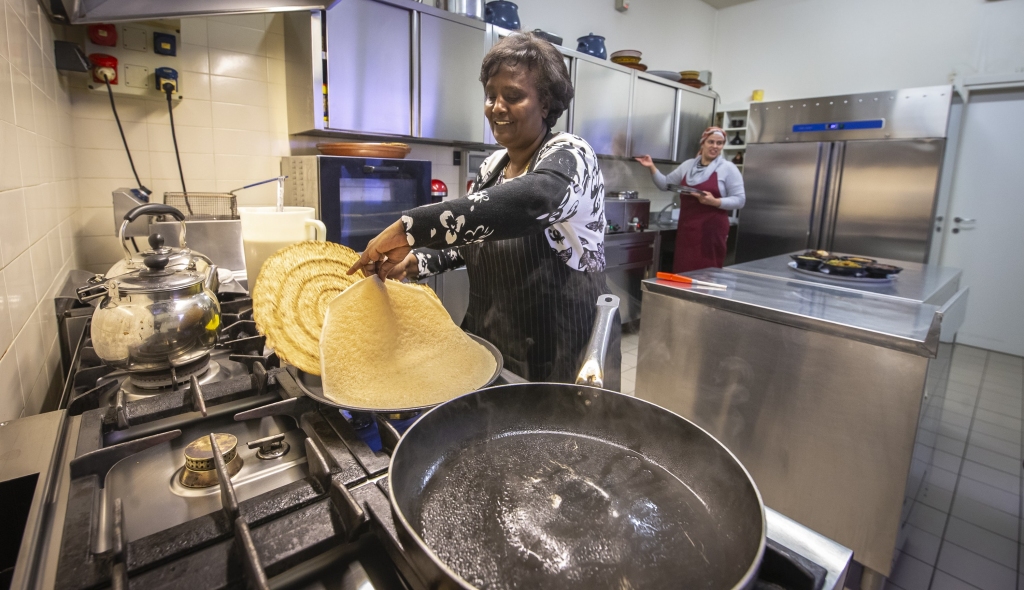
695, 191, 722, 208
348, 220, 412, 280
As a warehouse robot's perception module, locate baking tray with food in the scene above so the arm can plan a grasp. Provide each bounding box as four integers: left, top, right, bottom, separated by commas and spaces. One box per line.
788, 250, 903, 283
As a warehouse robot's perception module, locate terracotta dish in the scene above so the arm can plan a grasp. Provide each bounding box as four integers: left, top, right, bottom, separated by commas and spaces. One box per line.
316, 142, 411, 158
610, 49, 642, 60
611, 56, 642, 65
679, 70, 700, 80
623, 63, 649, 72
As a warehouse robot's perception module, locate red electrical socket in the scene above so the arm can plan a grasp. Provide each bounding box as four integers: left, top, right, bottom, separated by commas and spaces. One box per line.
87, 24, 117, 47
89, 53, 118, 84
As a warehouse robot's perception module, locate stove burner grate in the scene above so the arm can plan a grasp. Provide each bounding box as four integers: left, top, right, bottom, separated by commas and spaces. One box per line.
129, 354, 212, 390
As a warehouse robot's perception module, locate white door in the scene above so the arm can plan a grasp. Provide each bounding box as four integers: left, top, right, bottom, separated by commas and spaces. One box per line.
939, 87, 1024, 356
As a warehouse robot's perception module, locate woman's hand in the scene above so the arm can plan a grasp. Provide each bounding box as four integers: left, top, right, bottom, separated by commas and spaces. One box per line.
387, 252, 419, 281
633, 155, 657, 172
347, 220, 412, 280
695, 191, 722, 208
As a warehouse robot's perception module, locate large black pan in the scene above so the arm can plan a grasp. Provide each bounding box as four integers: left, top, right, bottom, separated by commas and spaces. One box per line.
388, 382, 766, 589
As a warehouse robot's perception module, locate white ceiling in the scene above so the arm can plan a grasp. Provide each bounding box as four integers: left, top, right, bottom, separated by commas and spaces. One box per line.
700, 0, 759, 8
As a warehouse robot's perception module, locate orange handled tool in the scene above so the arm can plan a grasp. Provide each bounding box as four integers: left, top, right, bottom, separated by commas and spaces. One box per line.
656, 272, 728, 289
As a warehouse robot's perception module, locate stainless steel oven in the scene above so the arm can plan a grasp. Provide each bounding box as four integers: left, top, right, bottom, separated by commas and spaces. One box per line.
281, 156, 435, 251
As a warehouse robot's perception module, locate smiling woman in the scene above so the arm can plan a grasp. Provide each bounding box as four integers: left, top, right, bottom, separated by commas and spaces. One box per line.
348, 32, 621, 390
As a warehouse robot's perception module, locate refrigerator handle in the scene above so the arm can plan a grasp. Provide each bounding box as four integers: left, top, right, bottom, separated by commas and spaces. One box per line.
807, 142, 827, 250
823, 142, 846, 251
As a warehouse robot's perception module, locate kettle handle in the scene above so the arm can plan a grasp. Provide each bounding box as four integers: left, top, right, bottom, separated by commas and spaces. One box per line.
119, 204, 188, 265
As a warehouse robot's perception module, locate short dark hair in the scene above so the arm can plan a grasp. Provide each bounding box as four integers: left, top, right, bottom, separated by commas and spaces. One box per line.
480, 32, 574, 129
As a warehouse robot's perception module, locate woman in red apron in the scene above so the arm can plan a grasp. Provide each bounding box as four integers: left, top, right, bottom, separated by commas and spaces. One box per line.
636, 127, 746, 272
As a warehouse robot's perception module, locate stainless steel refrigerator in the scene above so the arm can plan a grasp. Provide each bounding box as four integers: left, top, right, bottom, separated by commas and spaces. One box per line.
734, 85, 954, 264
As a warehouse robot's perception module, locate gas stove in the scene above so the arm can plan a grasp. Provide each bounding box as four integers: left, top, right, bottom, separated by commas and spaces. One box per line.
4, 285, 851, 590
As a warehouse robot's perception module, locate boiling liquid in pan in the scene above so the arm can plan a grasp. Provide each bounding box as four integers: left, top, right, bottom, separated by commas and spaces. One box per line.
415, 431, 741, 589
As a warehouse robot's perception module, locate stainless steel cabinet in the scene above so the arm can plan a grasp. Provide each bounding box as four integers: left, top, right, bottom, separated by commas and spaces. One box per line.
630, 76, 677, 161
573, 59, 632, 157
677, 89, 716, 161
324, 0, 413, 136
420, 13, 487, 141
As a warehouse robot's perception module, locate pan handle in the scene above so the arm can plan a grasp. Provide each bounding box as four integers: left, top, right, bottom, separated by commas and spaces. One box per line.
575, 294, 620, 388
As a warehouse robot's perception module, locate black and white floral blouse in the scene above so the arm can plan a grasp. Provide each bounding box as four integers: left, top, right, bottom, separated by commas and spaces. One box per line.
403, 132, 606, 276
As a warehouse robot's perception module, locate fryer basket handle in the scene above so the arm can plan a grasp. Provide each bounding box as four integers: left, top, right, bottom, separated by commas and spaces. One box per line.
575, 294, 620, 388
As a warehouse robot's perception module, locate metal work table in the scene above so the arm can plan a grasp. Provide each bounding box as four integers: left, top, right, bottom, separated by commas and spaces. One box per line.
635, 265, 967, 583
728, 252, 963, 305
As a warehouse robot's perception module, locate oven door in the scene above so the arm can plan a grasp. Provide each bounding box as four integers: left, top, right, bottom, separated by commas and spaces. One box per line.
317, 157, 434, 251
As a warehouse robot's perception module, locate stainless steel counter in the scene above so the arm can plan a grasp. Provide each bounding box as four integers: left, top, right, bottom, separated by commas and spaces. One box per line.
728, 252, 962, 305
636, 263, 966, 582
766, 508, 852, 590
644, 268, 956, 357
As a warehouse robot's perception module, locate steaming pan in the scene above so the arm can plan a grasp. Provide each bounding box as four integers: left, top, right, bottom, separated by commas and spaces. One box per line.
388, 384, 766, 589
292, 334, 503, 414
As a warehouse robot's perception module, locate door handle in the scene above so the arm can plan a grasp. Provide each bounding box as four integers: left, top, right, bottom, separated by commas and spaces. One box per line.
363, 165, 400, 174
953, 217, 976, 224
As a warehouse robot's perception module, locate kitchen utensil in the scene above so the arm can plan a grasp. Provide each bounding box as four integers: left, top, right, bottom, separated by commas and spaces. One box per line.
648, 70, 682, 82
315, 142, 411, 158
842, 256, 877, 265
388, 294, 765, 589
656, 272, 728, 289
789, 254, 823, 271
483, 0, 519, 29
611, 55, 641, 65
682, 79, 707, 89
576, 33, 607, 59
435, 0, 484, 20
787, 261, 895, 284
238, 206, 327, 292
823, 259, 864, 276
667, 183, 702, 196
679, 70, 700, 79
865, 263, 903, 278
731, 133, 744, 145
292, 334, 504, 414
164, 192, 237, 220
531, 28, 562, 45
77, 204, 221, 372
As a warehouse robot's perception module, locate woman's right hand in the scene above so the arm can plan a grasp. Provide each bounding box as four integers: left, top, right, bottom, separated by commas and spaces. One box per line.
634, 155, 656, 171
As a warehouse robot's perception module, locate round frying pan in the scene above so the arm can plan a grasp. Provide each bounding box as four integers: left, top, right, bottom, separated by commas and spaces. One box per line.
388, 383, 766, 590
291, 334, 503, 414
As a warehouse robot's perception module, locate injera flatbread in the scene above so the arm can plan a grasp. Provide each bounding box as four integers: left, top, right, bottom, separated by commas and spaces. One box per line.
320, 276, 496, 410
252, 241, 365, 374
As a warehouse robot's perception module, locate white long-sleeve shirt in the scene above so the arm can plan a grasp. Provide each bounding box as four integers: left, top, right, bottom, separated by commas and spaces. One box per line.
652, 159, 746, 210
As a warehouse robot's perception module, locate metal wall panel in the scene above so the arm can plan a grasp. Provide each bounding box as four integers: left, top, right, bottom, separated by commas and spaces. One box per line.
676, 89, 716, 162
420, 13, 487, 142
734, 142, 825, 263
325, 0, 412, 136
829, 139, 944, 262
630, 77, 677, 161
748, 86, 953, 144
572, 59, 632, 156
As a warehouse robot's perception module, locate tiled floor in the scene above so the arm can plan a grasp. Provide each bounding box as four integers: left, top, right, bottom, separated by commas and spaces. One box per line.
887, 345, 1024, 590
620, 331, 639, 395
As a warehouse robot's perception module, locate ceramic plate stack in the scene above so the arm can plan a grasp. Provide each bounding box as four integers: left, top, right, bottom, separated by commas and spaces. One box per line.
679, 70, 705, 89
611, 49, 647, 71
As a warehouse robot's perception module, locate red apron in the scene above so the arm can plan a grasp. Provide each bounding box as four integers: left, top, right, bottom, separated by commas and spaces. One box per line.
673, 170, 730, 273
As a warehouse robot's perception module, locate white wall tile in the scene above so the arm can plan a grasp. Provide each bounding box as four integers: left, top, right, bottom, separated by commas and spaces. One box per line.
182, 71, 210, 101
78, 235, 122, 267
5, 6, 29, 76
208, 21, 266, 56
23, 366, 47, 415
13, 305, 43, 395
77, 177, 135, 208
0, 57, 15, 124
58, 219, 73, 266
209, 47, 267, 82
28, 238, 51, 300
11, 65, 32, 130
210, 75, 268, 107
164, 98, 211, 127
265, 33, 284, 62
76, 146, 150, 180
0, 188, 29, 266
73, 116, 147, 151
26, 29, 41, 86
0, 3, 7, 61
16, 126, 37, 183
0, 269, 14, 358
45, 229, 61, 286
210, 102, 269, 131
0, 344, 24, 421
77, 206, 113, 237
266, 13, 284, 36
213, 128, 271, 157
147, 123, 213, 154
0, 121, 22, 189
179, 18, 207, 47
24, 1, 39, 45
149, 151, 217, 182
71, 88, 152, 122
213, 154, 277, 181
267, 58, 285, 86
179, 42, 210, 75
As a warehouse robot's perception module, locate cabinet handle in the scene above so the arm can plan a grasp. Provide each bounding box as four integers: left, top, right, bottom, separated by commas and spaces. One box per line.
953, 217, 975, 224
363, 165, 400, 174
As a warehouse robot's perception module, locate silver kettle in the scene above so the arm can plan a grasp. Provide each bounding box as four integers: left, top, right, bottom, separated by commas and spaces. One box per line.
78, 204, 221, 372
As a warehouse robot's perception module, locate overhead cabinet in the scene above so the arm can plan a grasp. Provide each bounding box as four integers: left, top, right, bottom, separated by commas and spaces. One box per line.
286, 2, 715, 161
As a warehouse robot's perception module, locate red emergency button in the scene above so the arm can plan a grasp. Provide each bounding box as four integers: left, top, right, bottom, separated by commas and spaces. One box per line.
88, 24, 117, 47
431, 179, 448, 200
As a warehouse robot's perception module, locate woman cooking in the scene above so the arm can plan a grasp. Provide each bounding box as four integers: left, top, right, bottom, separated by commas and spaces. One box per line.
348, 32, 621, 391
635, 127, 746, 272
